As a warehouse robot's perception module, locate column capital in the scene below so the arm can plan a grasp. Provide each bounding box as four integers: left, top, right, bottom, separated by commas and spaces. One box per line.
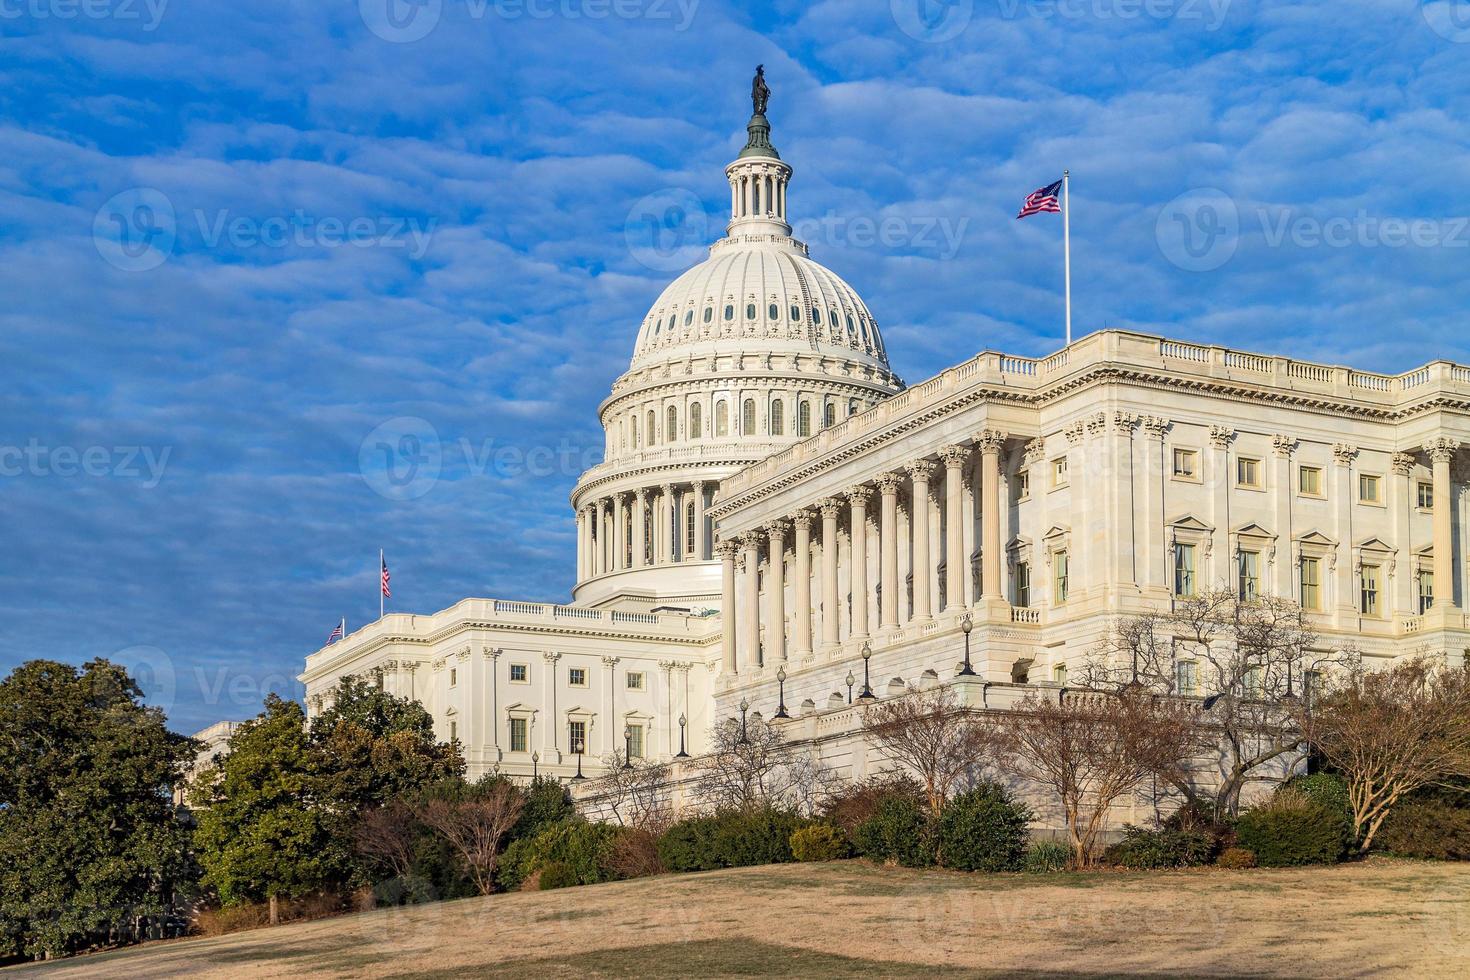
1086, 411, 1108, 438
739, 529, 766, 550
601, 655, 621, 667
875, 471, 905, 494
938, 444, 970, 468
1111, 411, 1138, 434
1427, 437, 1461, 463
1208, 425, 1235, 449
905, 459, 937, 482
1391, 452, 1416, 476
974, 428, 1008, 453
1063, 421, 1085, 446
692, 479, 706, 492
542, 652, 562, 664
817, 497, 844, 519
765, 518, 791, 540
1332, 443, 1359, 466
660, 482, 675, 496
635, 487, 649, 503
790, 510, 815, 530
1023, 439, 1047, 466
714, 539, 741, 561
1140, 415, 1170, 440
1272, 434, 1298, 458
847, 483, 874, 505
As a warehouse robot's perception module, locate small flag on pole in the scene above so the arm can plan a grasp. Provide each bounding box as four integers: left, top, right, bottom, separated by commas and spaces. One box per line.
1017, 179, 1062, 219
380, 555, 391, 599
326, 618, 345, 645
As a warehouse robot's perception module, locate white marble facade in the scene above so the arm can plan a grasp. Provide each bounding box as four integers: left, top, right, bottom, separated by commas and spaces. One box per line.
299, 98, 1470, 786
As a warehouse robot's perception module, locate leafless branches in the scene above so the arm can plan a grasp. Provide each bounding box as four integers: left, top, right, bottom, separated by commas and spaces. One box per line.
353, 799, 418, 881
690, 717, 837, 814
414, 781, 524, 895
594, 752, 673, 832
860, 683, 997, 816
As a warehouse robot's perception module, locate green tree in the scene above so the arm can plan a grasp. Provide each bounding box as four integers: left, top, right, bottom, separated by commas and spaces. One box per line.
192, 695, 339, 923
0, 659, 196, 960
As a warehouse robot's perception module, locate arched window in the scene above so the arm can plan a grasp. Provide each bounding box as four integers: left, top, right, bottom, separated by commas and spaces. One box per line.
724, 304, 734, 321
666, 405, 678, 441
770, 399, 784, 436
746, 303, 756, 320
684, 309, 693, 326
630, 414, 639, 448
689, 402, 702, 438
703, 307, 713, 324
646, 410, 656, 446
768, 303, 778, 320
715, 401, 729, 436
685, 502, 696, 554
824, 403, 836, 429
811, 307, 822, 325
742, 398, 756, 435
797, 401, 811, 437
790, 305, 801, 321
848, 398, 859, 417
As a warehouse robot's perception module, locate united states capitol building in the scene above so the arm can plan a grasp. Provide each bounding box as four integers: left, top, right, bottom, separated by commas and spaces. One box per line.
298, 85, 1470, 788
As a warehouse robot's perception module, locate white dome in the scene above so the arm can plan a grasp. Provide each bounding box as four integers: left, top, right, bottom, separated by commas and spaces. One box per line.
631, 240, 891, 371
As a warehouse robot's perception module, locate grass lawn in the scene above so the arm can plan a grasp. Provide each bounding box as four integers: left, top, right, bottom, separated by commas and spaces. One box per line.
11, 858, 1469, 978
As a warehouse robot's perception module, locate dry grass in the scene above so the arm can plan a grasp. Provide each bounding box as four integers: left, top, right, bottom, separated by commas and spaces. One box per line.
12, 858, 1470, 978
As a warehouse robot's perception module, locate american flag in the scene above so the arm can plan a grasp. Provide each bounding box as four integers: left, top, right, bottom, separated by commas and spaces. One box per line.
381, 555, 391, 598
1017, 179, 1063, 219
326, 618, 344, 644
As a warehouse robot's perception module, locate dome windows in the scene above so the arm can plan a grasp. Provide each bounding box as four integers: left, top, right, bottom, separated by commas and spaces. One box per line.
790, 305, 801, 321
703, 307, 713, 324
741, 398, 756, 435
724, 304, 734, 321
746, 303, 756, 320
715, 401, 729, 436
768, 303, 779, 320
797, 401, 812, 437
689, 402, 703, 438
846, 314, 855, 334
684, 310, 694, 326
770, 399, 784, 435
811, 307, 822, 325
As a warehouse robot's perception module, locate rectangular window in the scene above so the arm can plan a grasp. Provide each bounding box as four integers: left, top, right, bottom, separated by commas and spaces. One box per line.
1238, 551, 1260, 601
1052, 458, 1068, 488
626, 671, 645, 690
449, 720, 457, 744
1173, 448, 1199, 479
1299, 465, 1323, 497
1244, 667, 1263, 697
1300, 557, 1322, 610
568, 719, 586, 755
1359, 474, 1382, 504
1015, 470, 1031, 501
1174, 543, 1197, 597
1053, 549, 1069, 604
1418, 569, 1435, 615
1360, 564, 1380, 616
1015, 561, 1031, 608
510, 663, 528, 683
509, 717, 528, 752
628, 724, 645, 759
1236, 457, 1261, 488
1418, 481, 1435, 510
568, 667, 587, 687
449, 668, 457, 687
1175, 660, 1198, 695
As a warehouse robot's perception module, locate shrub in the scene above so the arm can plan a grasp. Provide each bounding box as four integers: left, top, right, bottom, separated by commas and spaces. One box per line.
1216, 847, 1257, 869
1377, 800, 1470, 860
790, 824, 851, 862
821, 776, 923, 844
1104, 826, 1216, 870
936, 784, 1031, 872
656, 809, 809, 872
495, 818, 621, 891
538, 861, 581, 890
605, 827, 665, 879
1024, 840, 1071, 873
1236, 789, 1345, 867
514, 777, 575, 839
1284, 773, 1354, 849
853, 793, 935, 868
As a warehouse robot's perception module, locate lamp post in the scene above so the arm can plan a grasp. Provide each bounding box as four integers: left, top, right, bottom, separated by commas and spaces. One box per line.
676, 713, 689, 758
774, 666, 790, 719
622, 724, 634, 769
858, 642, 876, 700
845, 670, 855, 704
958, 612, 976, 676
571, 749, 586, 782
531, 751, 539, 782
739, 697, 749, 744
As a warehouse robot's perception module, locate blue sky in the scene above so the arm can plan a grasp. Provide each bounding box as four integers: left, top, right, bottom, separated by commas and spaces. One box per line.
4, 0, 1470, 732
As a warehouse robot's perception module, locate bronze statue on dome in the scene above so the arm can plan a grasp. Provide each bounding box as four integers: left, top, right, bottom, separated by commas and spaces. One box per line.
751, 65, 770, 116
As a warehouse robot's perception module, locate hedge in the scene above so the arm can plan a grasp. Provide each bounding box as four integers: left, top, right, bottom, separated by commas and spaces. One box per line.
936, 784, 1031, 872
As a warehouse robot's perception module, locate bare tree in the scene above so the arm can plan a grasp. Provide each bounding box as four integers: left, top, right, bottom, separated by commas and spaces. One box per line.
415, 781, 525, 895
594, 752, 673, 831
860, 683, 998, 816
1087, 590, 1358, 819
691, 717, 837, 814
995, 689, 1203, 868
1295, 657, 1470, 852
353, 799, 419, 881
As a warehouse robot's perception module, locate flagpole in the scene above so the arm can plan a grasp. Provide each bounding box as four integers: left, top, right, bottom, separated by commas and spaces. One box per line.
379, 549, 384, 620
1062, 169, 1072, 347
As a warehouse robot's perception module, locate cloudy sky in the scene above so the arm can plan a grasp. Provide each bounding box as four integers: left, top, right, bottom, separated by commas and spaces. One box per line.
4, 0, 1469, 731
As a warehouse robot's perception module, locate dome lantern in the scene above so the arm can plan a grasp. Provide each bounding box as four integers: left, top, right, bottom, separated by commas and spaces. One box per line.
725, 65, 792, 239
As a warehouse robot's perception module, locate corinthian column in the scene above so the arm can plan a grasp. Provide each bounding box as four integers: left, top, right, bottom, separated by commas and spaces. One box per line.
1430, 438, 1460, 611
848, 486, 873, 638
633, 490, 648, 568
613, 493, 628, 572
716, 540, 739, 675
939, 446, 969, 612
660, 483, 676, 564
977, 430, 1007, 600
907, 460, 937, 622
819, 498, 842, 648
693, 481, 708, 560
766, 520, 790, 663
792, 511, 814, 659
740, 530, 765, 670
876, 471, 904, 628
